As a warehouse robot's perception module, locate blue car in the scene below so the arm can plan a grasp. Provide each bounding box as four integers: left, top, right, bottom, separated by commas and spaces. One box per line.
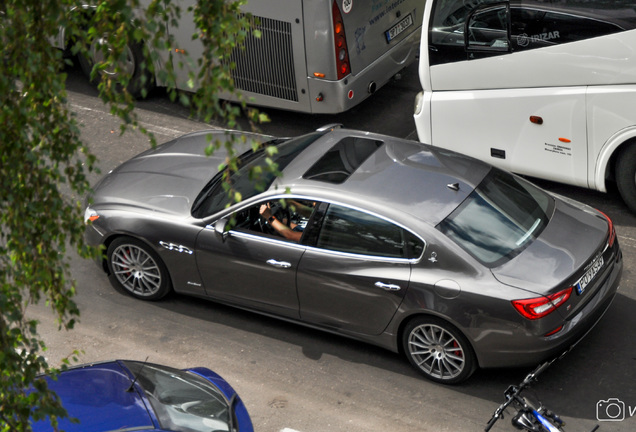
32, 360, 253, 432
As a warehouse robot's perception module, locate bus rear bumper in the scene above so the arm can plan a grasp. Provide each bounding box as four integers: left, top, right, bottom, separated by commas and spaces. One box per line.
307, 27, 421, 114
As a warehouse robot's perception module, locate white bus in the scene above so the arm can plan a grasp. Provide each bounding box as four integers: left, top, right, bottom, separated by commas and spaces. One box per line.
55, 0, 423, 114
413, 0, 636, 212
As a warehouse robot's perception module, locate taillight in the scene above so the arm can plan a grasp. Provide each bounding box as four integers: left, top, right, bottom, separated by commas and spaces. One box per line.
332, 1, 351, 80
511, 287, 572, 320
597, 210, 616, 247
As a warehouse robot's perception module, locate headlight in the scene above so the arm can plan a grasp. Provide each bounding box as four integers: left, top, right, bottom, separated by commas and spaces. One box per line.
84, 207, 100, 224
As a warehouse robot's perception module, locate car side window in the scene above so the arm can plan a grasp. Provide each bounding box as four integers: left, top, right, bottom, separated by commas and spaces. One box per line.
232, 198, 316, 243
315, 204, 424, 259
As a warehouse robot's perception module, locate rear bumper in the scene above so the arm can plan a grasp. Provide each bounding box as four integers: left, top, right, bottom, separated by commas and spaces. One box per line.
306, 27, 421, 114
477, 247, 622, 369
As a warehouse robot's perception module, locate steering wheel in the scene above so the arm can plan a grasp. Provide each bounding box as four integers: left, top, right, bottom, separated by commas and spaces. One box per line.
258, 202, 290, 235
258, 215, 276, 235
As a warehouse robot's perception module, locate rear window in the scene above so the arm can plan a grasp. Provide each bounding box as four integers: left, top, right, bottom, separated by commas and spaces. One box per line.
124, 361, 231, 432
303, 136, 383, 184
437, 168, 554, 267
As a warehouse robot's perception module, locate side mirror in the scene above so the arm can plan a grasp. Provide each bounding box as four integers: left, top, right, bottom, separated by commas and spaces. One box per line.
214, 218, 230, 242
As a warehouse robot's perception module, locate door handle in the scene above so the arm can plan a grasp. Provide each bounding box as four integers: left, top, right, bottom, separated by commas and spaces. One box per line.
266, 259, 292, 269
375, 281, 401, 291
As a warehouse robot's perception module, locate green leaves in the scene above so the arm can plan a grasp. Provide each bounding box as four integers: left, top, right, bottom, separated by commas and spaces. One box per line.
1, 1, 272, 430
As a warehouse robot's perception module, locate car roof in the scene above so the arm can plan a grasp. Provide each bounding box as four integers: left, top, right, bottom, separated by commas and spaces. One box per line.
273, 129, 492, 225
32, 361, 156, 432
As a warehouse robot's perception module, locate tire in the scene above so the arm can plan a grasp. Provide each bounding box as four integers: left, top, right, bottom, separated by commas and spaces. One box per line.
616, 144, 636, 214
402, 316, 476, 384
77, 37, 155, 98
107, 237, 172, 300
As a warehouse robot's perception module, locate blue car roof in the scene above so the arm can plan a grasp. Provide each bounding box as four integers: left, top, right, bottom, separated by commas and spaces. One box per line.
32, 361, 156, 432
31, 360, 254, 432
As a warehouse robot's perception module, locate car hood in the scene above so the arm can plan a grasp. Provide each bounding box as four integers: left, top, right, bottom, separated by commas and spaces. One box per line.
91, 130, 267, 217
491, 198, 608, 295
32, 362, 154, 432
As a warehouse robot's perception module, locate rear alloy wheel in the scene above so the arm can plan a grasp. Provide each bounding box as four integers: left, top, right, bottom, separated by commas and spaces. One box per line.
107, 237, 172, 300
616, 144, 636, 214
403, 317, 476, 384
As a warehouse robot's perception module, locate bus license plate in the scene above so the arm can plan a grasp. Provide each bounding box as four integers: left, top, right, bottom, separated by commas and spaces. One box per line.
385, 14, 413, 42
576, 255, 604, 295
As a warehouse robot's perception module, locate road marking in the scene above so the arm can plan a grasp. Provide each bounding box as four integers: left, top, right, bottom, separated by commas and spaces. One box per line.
280, 429, 303, 432
70, 103, 195, 138
617, 234, 636, 249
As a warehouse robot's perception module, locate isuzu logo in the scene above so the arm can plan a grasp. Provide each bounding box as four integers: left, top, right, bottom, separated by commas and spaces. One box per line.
159, 241, 193, 255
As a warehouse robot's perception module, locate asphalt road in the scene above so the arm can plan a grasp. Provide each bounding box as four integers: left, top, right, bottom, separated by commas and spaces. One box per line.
30, 61, 636, 432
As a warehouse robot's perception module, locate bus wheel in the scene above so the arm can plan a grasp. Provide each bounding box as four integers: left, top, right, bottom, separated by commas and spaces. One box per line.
616, 144, 636, 213
77, 37, 155, 98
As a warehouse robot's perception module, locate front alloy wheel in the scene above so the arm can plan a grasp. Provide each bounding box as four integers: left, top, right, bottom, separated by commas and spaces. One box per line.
107, 237, 171, 300
403, 317, 476, 384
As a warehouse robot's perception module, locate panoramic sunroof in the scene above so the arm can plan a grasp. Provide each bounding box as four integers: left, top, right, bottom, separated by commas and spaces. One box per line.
302, 137, 384, 184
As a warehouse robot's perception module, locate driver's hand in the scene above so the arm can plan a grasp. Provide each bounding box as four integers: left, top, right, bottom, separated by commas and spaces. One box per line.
259, 203, 272, 219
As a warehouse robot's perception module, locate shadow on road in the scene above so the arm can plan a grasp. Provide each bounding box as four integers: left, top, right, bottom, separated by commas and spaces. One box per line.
138, 274, 636, 423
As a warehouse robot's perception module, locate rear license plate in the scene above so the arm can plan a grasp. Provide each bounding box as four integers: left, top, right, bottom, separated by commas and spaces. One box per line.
576, 255, 604, 295
385, 14, 413, 42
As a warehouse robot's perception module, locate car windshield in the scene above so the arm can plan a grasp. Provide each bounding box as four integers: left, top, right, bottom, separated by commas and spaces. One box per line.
437, 168, 553, 267
124, 361, 233, 432
192, 132, 324, 218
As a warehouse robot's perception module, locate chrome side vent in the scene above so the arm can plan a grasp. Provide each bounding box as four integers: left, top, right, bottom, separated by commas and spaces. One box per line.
224, 15, 298, 102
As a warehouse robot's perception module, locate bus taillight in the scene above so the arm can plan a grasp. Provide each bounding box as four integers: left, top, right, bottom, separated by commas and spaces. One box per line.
332, 1, 351, 80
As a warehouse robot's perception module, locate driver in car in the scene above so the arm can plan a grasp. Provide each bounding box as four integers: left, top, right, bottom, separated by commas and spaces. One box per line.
259, 200, 313, 242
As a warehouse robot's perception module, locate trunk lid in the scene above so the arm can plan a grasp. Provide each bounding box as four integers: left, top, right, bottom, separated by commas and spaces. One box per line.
492, 198, 615, 318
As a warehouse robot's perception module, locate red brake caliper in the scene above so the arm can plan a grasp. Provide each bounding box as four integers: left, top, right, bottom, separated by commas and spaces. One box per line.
453, 340, 462, 357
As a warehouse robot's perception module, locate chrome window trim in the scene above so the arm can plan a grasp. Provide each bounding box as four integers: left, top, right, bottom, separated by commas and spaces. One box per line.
228, 230, 308, 251
303, 244, 422, 264
213, 193, 427, 264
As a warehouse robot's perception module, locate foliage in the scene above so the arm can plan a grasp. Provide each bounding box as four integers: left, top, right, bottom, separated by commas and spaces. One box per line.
0, 0, 267, 430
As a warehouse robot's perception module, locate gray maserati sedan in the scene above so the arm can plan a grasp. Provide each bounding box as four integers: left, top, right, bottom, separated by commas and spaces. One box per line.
84, 126, 622, 383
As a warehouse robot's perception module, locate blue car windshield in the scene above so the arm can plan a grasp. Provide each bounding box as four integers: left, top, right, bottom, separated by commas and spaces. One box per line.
124, 361, 232, 432
437, 168, 554, 267
192, 132, 324, 218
